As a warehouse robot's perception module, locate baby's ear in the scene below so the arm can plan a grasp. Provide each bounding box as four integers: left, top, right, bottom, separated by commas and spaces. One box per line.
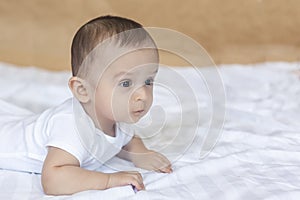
68, 77, 91, 103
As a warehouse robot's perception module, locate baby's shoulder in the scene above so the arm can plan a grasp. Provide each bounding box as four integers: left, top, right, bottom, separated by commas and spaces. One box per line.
37, 98, 75, 127
50, 98, 74, 115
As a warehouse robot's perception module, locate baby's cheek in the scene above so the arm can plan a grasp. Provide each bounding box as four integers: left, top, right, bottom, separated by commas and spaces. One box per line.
147, 93, 154, 107
112, 97, 130, 115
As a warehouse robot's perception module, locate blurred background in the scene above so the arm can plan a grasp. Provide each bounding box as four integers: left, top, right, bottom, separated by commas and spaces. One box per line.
0, 0, 300, 70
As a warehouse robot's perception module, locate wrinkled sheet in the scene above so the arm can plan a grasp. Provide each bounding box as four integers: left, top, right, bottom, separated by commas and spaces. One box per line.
0, 62, 299, 200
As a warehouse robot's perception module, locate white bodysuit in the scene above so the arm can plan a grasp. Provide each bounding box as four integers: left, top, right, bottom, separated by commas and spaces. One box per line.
0, 98, 133, 173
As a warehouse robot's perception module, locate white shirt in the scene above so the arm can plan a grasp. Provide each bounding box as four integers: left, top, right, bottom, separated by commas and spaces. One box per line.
0, 98, 134, 173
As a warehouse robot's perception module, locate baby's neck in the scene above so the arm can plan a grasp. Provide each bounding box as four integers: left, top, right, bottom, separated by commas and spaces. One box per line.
99, 122, 116, 137
81, 102, 116, 137
91, 115, 116, 137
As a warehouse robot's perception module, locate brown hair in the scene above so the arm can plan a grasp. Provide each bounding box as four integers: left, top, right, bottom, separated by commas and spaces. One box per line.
71, 15, 156, 76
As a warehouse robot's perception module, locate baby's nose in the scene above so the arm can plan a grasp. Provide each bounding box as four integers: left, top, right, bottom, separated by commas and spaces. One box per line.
133, 86, 148, 101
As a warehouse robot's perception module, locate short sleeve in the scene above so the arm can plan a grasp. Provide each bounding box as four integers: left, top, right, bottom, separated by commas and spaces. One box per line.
45, 114, 87, 166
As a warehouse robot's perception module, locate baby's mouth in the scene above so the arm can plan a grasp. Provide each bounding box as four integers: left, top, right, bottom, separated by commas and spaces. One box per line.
132, 109, 145, 116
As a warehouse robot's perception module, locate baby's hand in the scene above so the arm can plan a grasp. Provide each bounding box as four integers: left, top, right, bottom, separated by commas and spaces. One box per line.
131, 150, 173, 173
106, 171, 145, 191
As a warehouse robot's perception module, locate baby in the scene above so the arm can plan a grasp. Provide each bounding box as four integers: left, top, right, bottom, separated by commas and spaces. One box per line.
0, 15, 172, 195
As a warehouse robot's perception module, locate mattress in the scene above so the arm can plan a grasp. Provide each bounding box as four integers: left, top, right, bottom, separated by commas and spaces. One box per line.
0, 62, 299, 200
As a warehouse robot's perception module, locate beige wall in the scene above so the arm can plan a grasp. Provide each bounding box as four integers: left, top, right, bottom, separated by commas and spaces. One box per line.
0, 0, 300, 70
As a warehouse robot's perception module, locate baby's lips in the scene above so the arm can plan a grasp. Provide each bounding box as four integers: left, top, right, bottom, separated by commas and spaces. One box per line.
133, 109, 144, 113
132, 109, 145, 116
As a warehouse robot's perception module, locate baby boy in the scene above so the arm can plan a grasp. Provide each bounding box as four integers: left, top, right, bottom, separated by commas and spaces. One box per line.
0, 15, 172, 195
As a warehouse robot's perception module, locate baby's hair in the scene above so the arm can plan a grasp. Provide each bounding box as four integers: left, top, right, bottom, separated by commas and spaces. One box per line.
71, 15, 156, 76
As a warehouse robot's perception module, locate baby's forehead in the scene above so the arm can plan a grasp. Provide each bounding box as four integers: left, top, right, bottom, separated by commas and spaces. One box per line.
80, 44, 158, 83
100, 47, 158, 69
106, 60, 159, 77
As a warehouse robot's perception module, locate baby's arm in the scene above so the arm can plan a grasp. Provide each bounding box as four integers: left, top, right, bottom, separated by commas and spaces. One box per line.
42, 147, 144, 195
118, 136, 173, 173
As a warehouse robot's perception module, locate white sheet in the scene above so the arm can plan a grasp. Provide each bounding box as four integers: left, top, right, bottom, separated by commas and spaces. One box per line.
0, 62, 299, 200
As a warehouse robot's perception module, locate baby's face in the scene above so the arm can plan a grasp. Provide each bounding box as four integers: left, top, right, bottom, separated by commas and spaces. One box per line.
93, 49, 159, 125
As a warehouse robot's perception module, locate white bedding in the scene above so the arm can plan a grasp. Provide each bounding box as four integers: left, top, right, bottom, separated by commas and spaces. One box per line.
0, 62, 299, 200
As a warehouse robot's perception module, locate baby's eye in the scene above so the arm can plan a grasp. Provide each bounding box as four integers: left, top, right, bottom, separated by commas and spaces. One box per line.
145, 78, 154, 86
119, 80, 132, 87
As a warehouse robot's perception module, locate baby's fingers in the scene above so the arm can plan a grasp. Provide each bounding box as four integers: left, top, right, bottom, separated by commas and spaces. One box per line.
159, 165, 173, 173
128, 172, 145, 191
108, 171, 145, 191
154, 154, 173, 173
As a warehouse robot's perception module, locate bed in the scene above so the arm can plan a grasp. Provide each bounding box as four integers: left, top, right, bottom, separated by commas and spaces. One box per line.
0, 61, 299, 200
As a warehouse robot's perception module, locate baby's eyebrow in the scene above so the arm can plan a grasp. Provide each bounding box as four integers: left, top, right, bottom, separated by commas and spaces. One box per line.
114, 71, 133, 79
114, 68, 158, 79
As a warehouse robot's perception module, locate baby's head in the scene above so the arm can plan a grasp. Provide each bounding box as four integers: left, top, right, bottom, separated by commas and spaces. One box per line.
69, 15, 159, 128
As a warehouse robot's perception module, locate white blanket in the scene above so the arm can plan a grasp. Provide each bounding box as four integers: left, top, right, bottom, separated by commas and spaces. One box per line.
0, 62, 299, 200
